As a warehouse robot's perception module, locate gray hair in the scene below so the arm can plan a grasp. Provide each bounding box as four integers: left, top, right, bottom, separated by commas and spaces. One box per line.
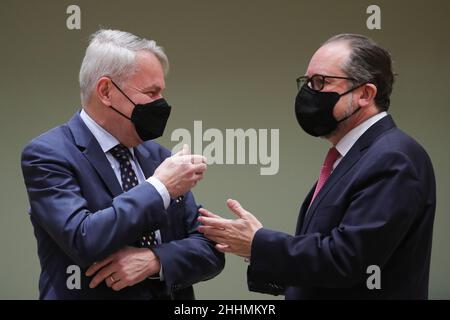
324, 34, 394, 111
79, 29, 169, 105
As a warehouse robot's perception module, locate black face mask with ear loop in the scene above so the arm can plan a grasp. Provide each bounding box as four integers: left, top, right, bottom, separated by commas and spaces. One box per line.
109, 79, 172, 141
294, 83, 366, 137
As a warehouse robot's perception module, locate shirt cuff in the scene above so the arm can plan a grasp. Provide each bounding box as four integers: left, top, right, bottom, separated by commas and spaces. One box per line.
147, 176, 170, 209
148, 264, 164, 281
159, 265, 164, 280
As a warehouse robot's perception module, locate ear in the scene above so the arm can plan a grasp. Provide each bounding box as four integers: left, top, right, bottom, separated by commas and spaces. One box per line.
95, 77, 113, 106
357, 83, 377, 108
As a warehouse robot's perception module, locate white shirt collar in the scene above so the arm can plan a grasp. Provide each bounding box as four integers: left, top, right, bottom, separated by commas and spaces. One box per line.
335, 111, 388, 158
80, 109, 135, 156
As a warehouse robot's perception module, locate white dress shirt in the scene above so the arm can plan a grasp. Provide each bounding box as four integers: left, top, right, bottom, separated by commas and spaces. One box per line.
333, 112, 388, 170
80, 109, 170, 279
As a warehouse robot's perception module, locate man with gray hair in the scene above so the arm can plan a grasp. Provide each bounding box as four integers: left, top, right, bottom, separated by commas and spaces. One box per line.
21, 29, 224, 299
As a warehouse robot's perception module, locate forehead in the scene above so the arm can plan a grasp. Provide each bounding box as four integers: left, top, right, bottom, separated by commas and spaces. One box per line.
306, 41, 351, 77
129, 51, 165, 89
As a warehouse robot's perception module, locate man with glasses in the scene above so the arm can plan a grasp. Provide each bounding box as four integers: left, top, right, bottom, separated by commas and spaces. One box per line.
198, 34, 436, 299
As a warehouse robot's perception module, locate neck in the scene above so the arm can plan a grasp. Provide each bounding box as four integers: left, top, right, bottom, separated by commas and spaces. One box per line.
83, 105, 108, 129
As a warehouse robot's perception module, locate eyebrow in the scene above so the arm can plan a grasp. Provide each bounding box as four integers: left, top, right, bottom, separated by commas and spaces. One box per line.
141, 85, 163, 93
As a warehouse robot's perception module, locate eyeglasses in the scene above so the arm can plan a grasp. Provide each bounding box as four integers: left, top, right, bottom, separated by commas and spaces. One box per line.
296, 74, 356, 91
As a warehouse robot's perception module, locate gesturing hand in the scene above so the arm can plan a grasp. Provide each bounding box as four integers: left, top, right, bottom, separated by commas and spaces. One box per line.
198, 199, 263, 258
154, 144, 207, 198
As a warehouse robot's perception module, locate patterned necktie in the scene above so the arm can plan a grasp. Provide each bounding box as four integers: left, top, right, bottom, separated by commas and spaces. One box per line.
109, 144, 158, 248
309, 147, 340, 207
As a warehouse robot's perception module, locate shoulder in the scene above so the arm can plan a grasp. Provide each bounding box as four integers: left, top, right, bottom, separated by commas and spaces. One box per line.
359, 126, 434, 183
21, 123, 73, 164
370, 126, 432, 165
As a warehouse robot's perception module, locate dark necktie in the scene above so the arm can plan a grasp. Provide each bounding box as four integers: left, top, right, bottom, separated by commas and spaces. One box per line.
109, 144, 158, 248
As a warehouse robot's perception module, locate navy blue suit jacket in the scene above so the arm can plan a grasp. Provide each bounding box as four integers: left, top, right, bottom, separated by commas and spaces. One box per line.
21, 112, 224, 299
248, 115, 436, 299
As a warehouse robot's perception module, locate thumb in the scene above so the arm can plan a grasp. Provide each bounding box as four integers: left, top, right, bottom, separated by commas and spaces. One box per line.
182, 144, 190, 155
173, 144, 190, 157
226, 199, 247, 219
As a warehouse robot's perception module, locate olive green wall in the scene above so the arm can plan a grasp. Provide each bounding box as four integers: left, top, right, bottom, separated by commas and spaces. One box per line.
1, 0, 449, 299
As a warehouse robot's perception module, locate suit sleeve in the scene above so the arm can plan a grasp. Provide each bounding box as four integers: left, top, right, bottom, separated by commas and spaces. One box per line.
21, 139, 168, 268
151, 191, 225, 294
248, 151, 424, 292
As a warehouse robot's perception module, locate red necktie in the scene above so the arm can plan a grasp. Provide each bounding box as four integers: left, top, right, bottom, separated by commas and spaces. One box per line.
309, 147, 340, 206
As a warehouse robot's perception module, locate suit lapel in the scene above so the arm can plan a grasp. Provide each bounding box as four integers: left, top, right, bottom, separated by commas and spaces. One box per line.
68, 112, 123, 197
295, 185, 315, 235
299, 115, 397, 234
300, 148, 361, 234
133, 145, 160, 179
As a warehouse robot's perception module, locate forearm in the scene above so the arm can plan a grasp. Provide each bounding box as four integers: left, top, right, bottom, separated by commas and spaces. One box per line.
152, 235, 225, 292
31, 182, 167, 267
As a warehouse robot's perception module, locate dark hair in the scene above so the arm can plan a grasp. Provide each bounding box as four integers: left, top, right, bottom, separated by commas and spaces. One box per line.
324, 34, 394, 111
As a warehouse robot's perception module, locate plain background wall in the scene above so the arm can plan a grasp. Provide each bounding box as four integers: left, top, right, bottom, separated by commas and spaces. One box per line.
1, 0, 449, 299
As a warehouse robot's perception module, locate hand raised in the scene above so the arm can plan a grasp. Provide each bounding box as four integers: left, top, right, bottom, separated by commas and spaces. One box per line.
154, 144, 207, 198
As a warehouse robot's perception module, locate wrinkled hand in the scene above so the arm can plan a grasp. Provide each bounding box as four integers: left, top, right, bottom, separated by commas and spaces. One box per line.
154, 144, 207, 198
86, 246, 160, 291
198, 199, 263, 258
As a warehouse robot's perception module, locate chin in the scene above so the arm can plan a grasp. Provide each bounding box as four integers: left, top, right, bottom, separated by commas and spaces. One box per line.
322, 132, 335, 140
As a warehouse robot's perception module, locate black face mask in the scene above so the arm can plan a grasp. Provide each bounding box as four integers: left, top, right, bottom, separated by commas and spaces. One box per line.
295, 84, 364, 137
109, 80, 171, 141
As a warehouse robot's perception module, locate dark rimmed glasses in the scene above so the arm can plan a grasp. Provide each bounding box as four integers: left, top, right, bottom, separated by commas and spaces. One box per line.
296, 74, 356, 91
